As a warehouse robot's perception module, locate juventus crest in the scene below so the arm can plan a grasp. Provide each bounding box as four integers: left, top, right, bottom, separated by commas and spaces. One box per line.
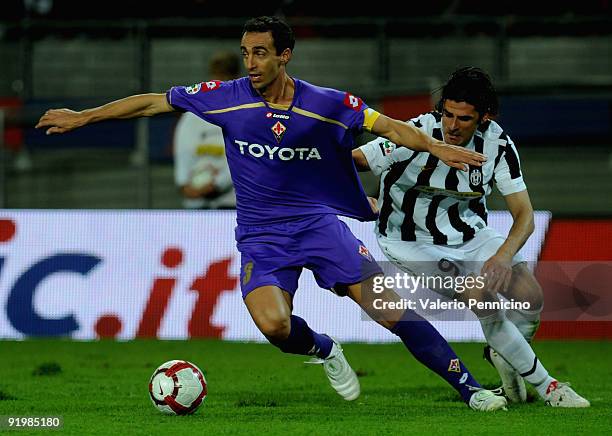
470, 169, 482, 186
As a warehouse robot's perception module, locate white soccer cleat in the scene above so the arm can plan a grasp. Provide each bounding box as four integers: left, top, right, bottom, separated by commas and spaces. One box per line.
545, 381, 590, 408
484, 346, 527, 403
468, 387, 508, 412
305, 338, 360, 401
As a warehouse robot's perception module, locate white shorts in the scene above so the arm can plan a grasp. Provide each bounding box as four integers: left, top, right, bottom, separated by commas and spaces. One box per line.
377, 228, 523, 298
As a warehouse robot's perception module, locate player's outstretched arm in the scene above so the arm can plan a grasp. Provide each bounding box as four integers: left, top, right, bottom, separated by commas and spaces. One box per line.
36, 93, 174, 135
371, 113, 486, 171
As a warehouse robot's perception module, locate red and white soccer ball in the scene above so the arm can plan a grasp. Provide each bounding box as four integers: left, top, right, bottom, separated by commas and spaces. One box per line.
149, 360, 207, 415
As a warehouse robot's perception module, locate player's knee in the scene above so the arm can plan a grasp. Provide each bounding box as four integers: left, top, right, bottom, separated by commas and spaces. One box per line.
522, 281, 544, 312
507, 266, 544, 312
457, 283, 500, 318
257, 314, 291, 342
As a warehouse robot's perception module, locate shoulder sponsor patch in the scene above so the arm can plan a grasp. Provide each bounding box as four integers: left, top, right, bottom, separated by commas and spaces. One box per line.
343, 92, 363, 111
185, 83, 202, 94
185, 80, 222, 95
202, 80, 222, 92
381, 140, 395, 155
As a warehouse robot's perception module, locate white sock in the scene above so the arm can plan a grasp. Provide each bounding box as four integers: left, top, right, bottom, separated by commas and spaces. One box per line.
506, 307, 541, 342
534, 377, 557, 399
479, 310, 553, 398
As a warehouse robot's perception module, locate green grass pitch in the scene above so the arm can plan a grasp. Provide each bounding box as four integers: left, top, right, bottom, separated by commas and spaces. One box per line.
0, 340, 609, 435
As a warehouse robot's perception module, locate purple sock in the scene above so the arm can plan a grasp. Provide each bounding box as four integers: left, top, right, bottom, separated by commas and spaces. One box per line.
391, 310, 480, 404
269, 315, 333, 358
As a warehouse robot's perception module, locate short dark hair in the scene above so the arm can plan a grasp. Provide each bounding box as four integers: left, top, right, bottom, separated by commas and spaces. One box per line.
243, 16, 295, 55
436, 67, 499, 118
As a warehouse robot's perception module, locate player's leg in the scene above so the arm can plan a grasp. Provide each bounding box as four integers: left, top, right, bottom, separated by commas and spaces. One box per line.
244, 284, 359, 400
501, 263, 543, 343
304, 217, 505, 410
244, 285, 333, 358
237, 218, 359, 400
455, 275, 534, 403
236, 220, 334, 357
499, 263, 588, 407
461, 229, 589, 407
343, 278, 506, 411
481, 262, 541, 403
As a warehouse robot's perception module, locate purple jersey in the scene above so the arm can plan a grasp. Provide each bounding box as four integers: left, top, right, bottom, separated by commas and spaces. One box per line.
167, 78, 378, 226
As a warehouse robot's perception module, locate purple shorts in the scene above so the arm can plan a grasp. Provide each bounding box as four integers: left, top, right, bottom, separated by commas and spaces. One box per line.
235, 214, 382, 298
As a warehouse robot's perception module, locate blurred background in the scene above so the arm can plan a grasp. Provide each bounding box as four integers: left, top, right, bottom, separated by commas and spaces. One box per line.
0, 6, 611, 430
0, 1, 611, 341
1, 0, 611, 213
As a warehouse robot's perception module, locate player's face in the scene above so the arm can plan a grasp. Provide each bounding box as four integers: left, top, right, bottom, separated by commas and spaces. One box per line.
441, 100, 482, 147
240, 31, 285, 91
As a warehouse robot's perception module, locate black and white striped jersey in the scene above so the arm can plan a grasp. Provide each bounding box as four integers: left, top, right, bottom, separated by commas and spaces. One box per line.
360, 112, 526, 245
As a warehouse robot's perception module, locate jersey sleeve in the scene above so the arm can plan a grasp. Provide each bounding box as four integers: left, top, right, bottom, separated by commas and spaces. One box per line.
166, 80, 227, 127
330, 91, 380, 133
359, 138, 397, 177
359, 113, 431, 176
494, 135, 527, 196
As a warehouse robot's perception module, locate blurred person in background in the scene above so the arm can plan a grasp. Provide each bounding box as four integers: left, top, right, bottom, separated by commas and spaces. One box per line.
174, 51, 240, 209
36, 17, 513, 411
354, 66, 590, 408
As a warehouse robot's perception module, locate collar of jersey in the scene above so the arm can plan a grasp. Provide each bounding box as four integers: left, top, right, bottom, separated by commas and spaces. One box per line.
249, 77, 301, 113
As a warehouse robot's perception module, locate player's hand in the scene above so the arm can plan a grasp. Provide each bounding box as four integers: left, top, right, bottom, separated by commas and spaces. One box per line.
198, 182, 219, 198
481, 254, 513, 294
184, 182, 220, 199
429, 142, 486, 171
35, 109, 86, 135
367, 196, 379, 214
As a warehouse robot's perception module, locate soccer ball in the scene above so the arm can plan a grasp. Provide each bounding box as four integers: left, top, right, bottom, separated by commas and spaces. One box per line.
148, 360, 207, 415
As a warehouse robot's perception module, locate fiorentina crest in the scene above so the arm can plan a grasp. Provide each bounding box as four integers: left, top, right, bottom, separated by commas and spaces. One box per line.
271, 121, 286, 142
358, 245, 372, 262
448, 358, 461, 373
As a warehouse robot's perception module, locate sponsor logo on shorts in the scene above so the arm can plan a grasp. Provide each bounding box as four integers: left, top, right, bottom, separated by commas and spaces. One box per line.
448, 358, 461, 373
242, 261, 253, 286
